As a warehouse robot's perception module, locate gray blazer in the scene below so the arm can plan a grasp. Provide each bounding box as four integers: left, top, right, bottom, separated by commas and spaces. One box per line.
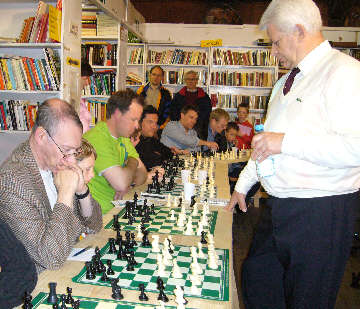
0, 141, 102, 273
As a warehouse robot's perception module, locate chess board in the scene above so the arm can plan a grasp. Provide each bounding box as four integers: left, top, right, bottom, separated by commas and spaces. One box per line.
104, 206, 218, 236
141, 183, 228, 206
31, 292, 193, 308
72, 242, 230, 301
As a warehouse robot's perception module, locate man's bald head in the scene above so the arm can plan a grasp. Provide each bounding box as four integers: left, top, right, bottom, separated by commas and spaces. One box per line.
32, 98, 83, 136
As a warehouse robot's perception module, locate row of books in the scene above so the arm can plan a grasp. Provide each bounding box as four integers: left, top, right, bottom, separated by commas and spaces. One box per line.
349, 50, 360, 61
210, 93, 269, 109
126, 72, 143, 85
210, 71, 274, 87
82, 13, 118, 37
86, 99, 107, 126
18, 0, 62, 43
145, 69, 208, 85
147, 49, 208, 66
82, 43, 117, 66
0, 100, 39, 131
0, 48, 60, 91
128, 48, 144, 64
212, 49, 278, 66
82, 71, 116, 96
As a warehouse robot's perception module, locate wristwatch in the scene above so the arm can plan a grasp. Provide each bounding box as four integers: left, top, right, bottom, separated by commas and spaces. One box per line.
75, 186, 90, 199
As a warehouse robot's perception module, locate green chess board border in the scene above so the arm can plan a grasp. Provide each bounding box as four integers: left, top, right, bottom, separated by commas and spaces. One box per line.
72, 243, 229, 302
31, 292, 196, 308
104, 207, 218, 236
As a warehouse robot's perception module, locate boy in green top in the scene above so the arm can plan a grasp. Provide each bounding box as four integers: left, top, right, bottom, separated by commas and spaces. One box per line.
84, 90, 147, 213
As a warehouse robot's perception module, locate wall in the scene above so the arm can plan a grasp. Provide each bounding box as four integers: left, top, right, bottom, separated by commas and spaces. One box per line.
143, 23, 360, 46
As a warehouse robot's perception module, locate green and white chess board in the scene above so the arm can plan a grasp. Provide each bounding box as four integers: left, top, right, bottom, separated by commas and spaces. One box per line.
104, 206, 218, 236
72, 242, 229, 301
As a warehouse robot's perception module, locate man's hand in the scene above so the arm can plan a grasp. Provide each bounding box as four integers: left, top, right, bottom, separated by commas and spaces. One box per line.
225, 191, 247, 213
54, 167, 80, 208
114, 188, 130, 201
251, 132, 284, 162
206, 141, 219, 151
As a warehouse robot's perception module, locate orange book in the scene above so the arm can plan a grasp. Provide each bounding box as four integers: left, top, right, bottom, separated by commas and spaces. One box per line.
21, 58, 35, 90
0, 65, 5, 90
28, 58, 41, 90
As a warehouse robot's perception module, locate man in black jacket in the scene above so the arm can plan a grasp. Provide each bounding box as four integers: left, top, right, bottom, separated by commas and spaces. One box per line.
170, 70, 212, 140
136, 106, 184, 171
0, 218, 37, 308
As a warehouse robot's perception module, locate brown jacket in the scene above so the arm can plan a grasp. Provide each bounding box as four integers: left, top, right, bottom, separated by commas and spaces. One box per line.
0, 141, 102, 273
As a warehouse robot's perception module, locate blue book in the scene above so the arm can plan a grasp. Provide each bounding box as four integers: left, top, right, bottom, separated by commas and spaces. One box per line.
6, 59, 17, 90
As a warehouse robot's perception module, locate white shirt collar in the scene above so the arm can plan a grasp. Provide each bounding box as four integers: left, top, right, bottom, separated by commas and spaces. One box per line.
298, 40, 331, 76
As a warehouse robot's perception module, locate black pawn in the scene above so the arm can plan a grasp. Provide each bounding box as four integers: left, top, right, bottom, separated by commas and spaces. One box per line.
138, 283, 149, 301
65, 287, 73, 304
126, 256, 135, 271
106, 260, 115, 275
156, 276, 164, 290
190, 196, 196, 207
117, 245, 126, 260
47, 282, 58, 304
201, 231, 208, 244
130, 251, 138, 266
22, 292, 33, 309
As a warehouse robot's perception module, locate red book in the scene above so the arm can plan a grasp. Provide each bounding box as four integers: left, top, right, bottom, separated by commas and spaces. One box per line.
21, 58, 35, 90
0, 103, 8, 130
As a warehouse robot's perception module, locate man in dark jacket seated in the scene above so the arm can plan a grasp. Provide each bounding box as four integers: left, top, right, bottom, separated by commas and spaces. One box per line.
170, 70, 212, 140
136, 105, 184, 171
0, 218, 37, 308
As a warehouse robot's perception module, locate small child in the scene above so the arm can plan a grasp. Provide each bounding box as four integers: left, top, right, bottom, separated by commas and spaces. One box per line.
215, 121, 239, 152
235, 103, 254, 149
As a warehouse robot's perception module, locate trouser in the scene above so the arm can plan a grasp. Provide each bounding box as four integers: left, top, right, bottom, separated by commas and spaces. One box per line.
242, 192, 359, 309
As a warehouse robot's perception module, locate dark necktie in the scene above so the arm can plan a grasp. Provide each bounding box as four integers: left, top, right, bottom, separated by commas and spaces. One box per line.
283, 67, 300, 95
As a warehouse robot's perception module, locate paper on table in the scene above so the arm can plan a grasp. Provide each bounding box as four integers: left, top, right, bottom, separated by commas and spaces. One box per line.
67, 247, 95, 261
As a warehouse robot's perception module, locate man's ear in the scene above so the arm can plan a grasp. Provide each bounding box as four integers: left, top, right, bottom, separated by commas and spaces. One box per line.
34, 126, 48, 145
295, 24, 306, 41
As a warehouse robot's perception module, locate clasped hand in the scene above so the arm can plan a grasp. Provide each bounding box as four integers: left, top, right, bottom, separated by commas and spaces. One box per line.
54, 162, 86, 197
251, 132, 284, 162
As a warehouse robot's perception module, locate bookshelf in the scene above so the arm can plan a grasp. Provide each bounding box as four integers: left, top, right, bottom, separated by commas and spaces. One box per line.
209, 46, 278, 123
127, 43, 145, 87
0, 0, 82, 132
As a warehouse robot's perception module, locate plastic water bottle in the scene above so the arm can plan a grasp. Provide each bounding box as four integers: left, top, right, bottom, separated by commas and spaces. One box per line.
254, 123, 275, 178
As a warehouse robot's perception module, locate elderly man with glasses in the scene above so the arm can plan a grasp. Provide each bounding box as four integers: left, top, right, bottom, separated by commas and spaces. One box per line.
0, 98, 102, 274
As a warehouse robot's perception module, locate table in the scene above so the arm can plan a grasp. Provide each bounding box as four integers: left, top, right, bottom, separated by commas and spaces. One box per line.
30, 161, 239, 309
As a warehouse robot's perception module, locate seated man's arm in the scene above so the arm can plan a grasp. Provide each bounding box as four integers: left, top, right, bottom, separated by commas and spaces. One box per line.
161, 122, 200, 149
0, 170, 87, 272
133, 157, 148, 186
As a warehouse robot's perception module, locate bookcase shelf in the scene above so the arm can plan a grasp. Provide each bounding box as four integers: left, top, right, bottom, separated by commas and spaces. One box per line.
147, 63, 209, 68
92, 65, 117, 69
0, 0, 81, 132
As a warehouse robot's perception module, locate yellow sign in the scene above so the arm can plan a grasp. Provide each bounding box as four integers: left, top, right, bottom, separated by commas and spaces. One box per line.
66, 57, 80, 67
201, 39, 223, 47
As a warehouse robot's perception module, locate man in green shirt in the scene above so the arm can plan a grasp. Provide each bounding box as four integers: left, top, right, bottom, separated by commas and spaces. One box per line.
84, 90, 147, 213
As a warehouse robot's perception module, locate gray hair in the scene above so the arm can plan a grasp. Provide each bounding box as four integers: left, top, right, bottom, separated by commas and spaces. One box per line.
259, 0, 322, 34
184, 70, 199, 79
32, 98, 83, 136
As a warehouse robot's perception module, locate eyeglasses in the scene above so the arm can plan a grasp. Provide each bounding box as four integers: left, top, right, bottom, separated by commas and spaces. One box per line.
272, 36, 284, 48
44, 128, 82, 159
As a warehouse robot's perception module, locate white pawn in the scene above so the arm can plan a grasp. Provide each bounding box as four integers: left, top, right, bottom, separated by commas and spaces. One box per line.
152, 235, 160, 253
207, 233, 215, 245
184, 220, 193, 235
172, 196, 178, 208
177, 214, 185, 227
174, 285, 186, 309
190, 246, 198, 259
208, 252, 218, 270
170, 209, 176, 221
166, 194, 172, 207
162, 249, 172, 266
198, 242, 205, 258
190, 281, 200, 294
172, 259, 183, 279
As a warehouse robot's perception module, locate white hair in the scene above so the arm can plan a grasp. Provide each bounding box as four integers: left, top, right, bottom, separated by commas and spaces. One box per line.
259, 0, 322, 34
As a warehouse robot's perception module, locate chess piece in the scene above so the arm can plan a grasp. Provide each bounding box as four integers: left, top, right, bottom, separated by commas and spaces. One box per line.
113, 214, 120, 230
141, 230, 151, 247
65, 287, 74, 304
59, 294, 67, 309
72, 300, 80, 309
106, 260, 115, 275
200, 231, 208, 244
85, 261, 96, 280
111, 279, 124, 300
138, 283, 149, 301
157, 286, 169, 302
22, 292, 33, 309
47, 282, 58, 304
100, 270, 109, 282
108, 238, 117, 254
126, 256, 135, 271
190, 195, 196, 207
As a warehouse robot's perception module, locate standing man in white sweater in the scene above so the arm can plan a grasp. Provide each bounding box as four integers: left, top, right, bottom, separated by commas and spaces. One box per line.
226, 0, 360, 308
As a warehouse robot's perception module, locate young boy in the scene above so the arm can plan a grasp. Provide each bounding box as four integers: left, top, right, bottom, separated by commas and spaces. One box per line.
235, 103, 254, 149
215, 121, 239, 152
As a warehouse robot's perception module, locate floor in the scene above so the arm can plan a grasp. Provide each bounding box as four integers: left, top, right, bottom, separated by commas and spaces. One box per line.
232, 200, 360, 309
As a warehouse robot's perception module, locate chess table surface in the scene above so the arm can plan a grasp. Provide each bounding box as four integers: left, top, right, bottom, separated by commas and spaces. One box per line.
27, 160, 239, 309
